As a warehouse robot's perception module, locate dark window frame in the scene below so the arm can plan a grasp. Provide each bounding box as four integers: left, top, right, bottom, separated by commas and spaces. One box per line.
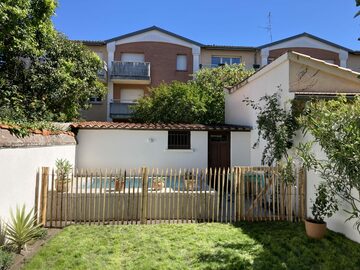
168, 131, 191, 150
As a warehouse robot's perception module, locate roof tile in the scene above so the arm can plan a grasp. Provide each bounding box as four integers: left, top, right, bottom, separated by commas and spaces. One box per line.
70, 122, 251, 131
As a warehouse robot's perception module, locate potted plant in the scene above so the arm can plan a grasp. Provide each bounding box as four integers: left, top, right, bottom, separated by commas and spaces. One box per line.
305, 182, 338, 239
184, 171, 196, 191
114, 177, 125, 192
55, 159, 73, 193
152, 177, 165, 191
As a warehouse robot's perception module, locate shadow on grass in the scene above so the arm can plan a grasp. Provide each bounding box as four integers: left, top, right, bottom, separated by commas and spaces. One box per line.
196, 222, 360, 270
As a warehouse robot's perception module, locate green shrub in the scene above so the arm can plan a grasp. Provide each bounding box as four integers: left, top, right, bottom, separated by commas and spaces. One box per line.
6, 206, 42, 254
311, 182, 338, 223
0, 250, 13, 270
0, 220, 6, 248
55, 159, 73, 180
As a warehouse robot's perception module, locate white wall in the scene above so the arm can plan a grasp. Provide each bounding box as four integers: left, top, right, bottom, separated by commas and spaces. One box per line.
76, 130, 208, 170
225, 58, 294, 166
298, 134, 360, 243
230, 132, 251, 166
0, 145, 76, 222
225, 56, 360, 243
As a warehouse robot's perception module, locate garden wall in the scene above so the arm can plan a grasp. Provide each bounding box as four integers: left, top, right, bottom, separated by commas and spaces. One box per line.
0, 128, 76, 223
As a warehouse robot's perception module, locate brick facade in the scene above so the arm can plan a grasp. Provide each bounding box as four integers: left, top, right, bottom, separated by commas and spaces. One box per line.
269, 47, 340, 65
114, 42, 193, 86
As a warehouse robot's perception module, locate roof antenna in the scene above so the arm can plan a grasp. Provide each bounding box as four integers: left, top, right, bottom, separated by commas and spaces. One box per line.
259, 12, 273, 42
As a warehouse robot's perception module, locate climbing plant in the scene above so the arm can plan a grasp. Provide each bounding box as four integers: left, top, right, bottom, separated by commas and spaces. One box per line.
243, 87, 300, 166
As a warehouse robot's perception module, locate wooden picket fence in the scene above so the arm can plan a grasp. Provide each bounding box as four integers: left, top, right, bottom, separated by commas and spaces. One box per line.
34, 166, 306, 228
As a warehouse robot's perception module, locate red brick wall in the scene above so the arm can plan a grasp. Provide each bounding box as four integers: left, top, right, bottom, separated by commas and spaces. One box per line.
114, 42, 193, 86
269, 47, 340, 65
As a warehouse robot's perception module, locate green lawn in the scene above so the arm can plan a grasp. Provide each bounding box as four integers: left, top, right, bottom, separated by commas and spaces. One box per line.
24, 222, 360, 270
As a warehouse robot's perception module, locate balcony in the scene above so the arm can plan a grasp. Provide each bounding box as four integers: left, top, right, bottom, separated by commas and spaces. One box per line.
110, 101, 135, 119
199, 64, 224, 69
97, 61, 108, 82
111, 61, 151, 84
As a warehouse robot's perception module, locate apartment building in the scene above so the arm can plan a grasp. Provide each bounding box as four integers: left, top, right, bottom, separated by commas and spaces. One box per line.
80, 26, 360, 121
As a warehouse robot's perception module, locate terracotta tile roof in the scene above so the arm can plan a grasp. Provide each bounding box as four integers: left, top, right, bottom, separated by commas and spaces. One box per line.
71, 122, 251, 131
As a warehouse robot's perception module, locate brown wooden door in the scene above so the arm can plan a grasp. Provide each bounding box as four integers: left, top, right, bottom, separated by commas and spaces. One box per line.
208, 131, 230, 169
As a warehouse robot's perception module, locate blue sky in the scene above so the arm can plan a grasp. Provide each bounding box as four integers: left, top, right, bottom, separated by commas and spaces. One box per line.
53, 0, 360, 49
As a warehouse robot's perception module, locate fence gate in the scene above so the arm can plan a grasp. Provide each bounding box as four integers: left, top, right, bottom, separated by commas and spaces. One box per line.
34, 167, 306, 228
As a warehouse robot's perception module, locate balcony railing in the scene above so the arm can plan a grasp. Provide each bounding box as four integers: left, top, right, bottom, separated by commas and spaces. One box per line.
109, 101, 135, 119
199, 64, 225, 69
111, 61, 151, 81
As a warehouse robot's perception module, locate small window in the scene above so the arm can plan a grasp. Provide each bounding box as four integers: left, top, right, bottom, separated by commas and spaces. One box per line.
168, 131, 191, 149
176, 55, 187, 71
90, 96, 102, 103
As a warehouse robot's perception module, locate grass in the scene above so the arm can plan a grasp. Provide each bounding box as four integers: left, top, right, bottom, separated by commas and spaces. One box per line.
23, 222, 360, 270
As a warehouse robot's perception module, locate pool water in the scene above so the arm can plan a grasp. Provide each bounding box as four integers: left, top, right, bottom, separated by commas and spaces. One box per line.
82, 176, 209, 191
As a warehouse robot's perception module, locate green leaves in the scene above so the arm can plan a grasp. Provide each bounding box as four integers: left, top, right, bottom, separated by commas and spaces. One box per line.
299, 96, 360, 231
0, 219, 6, 248
56, 158, 73, 181
132, 64, 254, 124
6, 205, 42, 254
132, 81, 206, 123
243, 88, 300, 166
0, 1, 106, 123
311, 182, 338, 222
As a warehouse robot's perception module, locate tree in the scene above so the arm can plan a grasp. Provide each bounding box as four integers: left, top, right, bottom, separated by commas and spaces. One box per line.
355, 0, 360, 17
132, 81, 206, 123
298, 96, 360, 231
0, 0, 106, 122
133, 64, 254, 124
194, 64, 254, 124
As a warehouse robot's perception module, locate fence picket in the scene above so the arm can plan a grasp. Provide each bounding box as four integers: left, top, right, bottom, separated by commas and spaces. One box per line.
49, 169, 54, 228
211, 168, 215, 222
168, 169, 172, 223
177, 169, 181, 224
38, 166, 305, 227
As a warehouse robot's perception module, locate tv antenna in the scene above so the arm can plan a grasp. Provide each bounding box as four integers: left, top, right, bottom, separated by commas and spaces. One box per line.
260, 12, 273, 42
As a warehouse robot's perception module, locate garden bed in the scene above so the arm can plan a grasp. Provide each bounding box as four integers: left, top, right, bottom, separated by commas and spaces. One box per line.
23, 222, 360, 270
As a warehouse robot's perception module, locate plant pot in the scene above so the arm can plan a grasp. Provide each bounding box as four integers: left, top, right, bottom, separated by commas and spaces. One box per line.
152, 181, 164, 191
305, 219, 327, 239
184, 179, 196, 191
115, 179, 125, 192
56, 180, 70, 193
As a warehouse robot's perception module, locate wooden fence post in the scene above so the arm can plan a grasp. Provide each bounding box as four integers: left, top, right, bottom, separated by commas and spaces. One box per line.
141, 167, 148, 224
33, 169, 40, 225
40, 167, 49, 226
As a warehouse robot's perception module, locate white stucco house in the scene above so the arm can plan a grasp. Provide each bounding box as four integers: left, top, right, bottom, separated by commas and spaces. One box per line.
72, 122, 251, 170
224, 51, 360, 243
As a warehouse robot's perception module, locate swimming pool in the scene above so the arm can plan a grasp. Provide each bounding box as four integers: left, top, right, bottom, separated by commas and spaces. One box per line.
81, 176, 210, 191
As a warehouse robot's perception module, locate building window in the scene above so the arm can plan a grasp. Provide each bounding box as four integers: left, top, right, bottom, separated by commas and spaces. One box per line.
267, 57, 275, 64
176, 55, 187, 71
211, 56, 241, 67
119, 89, 144, 103
168, 131, 191, 149
89, 97, 102, 104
